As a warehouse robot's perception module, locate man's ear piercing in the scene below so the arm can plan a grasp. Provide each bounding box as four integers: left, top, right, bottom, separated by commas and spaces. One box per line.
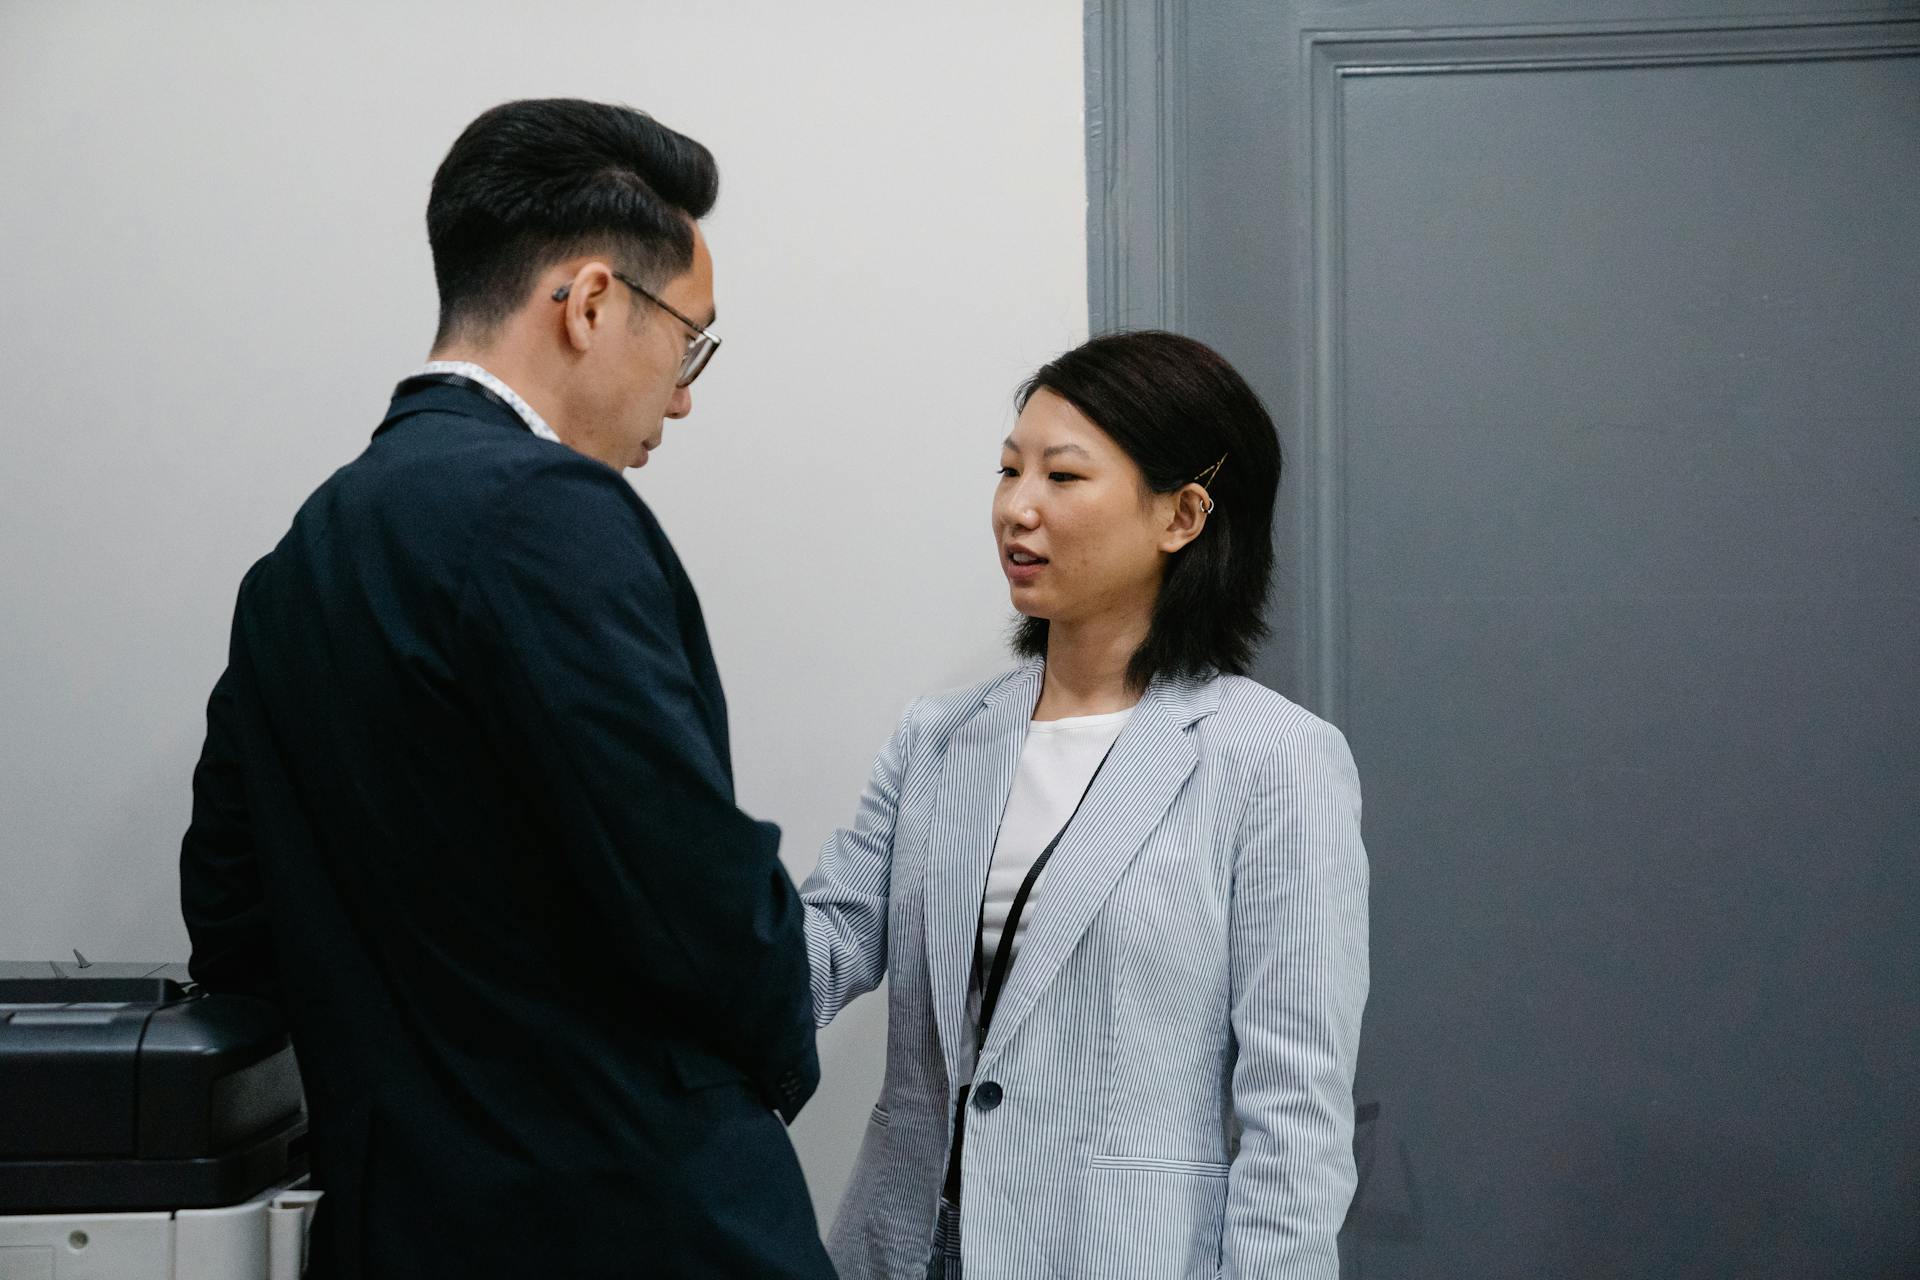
552, 284, 572, 302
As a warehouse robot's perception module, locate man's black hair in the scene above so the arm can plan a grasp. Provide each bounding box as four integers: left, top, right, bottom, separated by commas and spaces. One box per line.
427, 98, 718, 344
1011, 330, 1283, 688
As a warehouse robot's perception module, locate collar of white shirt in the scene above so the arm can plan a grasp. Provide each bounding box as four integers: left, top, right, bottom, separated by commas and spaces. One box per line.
407, 360, 561, 445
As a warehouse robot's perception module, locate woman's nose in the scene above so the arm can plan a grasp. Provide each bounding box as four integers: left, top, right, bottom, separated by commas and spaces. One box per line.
997, 482, 1039, 530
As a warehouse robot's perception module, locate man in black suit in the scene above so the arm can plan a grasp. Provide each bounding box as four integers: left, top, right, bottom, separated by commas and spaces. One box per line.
179, 99, 833, 1278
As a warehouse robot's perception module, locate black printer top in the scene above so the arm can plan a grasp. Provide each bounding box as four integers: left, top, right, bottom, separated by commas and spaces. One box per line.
0, 960, 190, 1006
0, 961, 307, 1214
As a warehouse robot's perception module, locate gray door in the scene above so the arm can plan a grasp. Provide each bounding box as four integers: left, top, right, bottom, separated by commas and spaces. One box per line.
1088, 3, 1920, 1275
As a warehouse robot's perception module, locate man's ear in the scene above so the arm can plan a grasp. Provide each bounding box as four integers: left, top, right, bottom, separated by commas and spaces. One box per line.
1160, 483, 1210, 554
556, 262, 616, 353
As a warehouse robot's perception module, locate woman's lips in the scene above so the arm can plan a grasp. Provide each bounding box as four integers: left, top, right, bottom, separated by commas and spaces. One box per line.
1004, 548, 1048, 586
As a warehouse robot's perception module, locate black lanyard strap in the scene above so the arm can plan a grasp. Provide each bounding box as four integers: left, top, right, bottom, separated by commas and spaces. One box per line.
942, 736, 1118, 1205
973, 738, 1115, 1043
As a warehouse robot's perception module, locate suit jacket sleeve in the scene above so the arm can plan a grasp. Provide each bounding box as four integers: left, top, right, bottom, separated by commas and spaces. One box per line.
180, 579, 277, 1002
461, 458, 817, 1119
1222, 717, 1371, 1279
798, 700, 918, 1026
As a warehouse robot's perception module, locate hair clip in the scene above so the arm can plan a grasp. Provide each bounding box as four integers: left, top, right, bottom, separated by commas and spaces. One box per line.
1192, 453, 1228, 516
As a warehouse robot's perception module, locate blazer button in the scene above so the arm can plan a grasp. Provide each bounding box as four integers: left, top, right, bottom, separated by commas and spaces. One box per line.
973, 1081, 1003, 1111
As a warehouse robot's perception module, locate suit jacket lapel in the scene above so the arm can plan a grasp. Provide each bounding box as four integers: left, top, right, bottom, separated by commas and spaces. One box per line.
923, 659, 1043, 1092
974, 671, 1219, 1078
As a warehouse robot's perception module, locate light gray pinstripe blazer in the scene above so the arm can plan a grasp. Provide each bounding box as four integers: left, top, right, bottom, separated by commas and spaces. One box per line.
801, 658, 1369, 1279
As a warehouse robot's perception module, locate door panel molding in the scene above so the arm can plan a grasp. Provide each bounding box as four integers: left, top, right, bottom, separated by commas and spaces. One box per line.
1086, 0, 1191, 334
1300, 14, 1919, 721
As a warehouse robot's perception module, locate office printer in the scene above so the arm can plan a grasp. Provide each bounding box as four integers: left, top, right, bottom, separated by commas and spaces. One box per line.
0, 961, 318, 1279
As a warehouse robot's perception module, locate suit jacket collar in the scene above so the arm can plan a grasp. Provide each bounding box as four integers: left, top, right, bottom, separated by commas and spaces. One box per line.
923, 658, 1223, 1091
923, 659, 1044, 1088
373, 374, 536, 442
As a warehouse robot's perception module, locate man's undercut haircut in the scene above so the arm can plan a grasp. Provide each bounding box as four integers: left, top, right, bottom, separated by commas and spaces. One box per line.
427, 98, 718, 345
1011, 330, 1284, 689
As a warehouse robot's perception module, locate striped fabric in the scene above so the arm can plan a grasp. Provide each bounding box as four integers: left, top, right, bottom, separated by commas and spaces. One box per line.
928, 1198, 964, 1278
801, 658, 1370, 1279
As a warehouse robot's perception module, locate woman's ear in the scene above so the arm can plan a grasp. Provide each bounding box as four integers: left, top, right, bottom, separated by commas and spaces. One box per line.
1160, 483, 1211, 554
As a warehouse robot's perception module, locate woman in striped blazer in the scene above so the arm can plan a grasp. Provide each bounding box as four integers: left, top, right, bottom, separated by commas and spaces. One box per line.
801, 331, 1369, 1279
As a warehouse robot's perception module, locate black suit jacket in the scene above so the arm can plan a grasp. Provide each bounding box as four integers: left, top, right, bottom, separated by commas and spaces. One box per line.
180, 376, 833, 1278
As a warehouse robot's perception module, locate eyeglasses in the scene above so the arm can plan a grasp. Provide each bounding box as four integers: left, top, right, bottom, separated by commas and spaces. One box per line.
551, 271, 721, 387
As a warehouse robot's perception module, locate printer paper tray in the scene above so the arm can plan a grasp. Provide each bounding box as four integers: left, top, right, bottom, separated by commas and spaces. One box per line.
0, 1115, 307, 1215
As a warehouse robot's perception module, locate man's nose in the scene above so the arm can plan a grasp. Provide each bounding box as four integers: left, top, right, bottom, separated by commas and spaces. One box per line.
666, 385, 693, 420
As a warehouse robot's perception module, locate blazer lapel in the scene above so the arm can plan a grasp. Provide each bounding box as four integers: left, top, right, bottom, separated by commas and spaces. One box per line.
923, 659, 1044, 1092
974, 671, 1220, 1079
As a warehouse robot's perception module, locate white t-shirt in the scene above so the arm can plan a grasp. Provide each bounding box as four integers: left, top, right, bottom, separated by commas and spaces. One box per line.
978, 707, 1134, 967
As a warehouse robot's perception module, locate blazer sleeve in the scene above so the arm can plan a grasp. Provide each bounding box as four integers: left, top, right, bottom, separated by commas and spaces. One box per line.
798, 700, 918, 1027
460, 459, 817, 1119
180, 579, 277, 1002
1222, 716, 1371, 1280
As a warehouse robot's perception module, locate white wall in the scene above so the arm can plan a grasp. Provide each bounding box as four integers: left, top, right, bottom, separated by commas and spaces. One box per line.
0, 0, 1086, 1218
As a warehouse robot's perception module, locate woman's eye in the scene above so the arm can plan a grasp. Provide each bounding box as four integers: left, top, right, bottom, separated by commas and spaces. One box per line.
1048, 471, 1081, 484
997, 466, 1018, 478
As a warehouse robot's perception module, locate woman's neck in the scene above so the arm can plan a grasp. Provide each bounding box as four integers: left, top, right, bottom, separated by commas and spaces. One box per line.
1034, 615, 1148, 721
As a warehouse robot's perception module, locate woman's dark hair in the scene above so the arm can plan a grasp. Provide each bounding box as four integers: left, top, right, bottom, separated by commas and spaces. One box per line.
1012, 330, 1282, 687
426, 98, 718, 344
